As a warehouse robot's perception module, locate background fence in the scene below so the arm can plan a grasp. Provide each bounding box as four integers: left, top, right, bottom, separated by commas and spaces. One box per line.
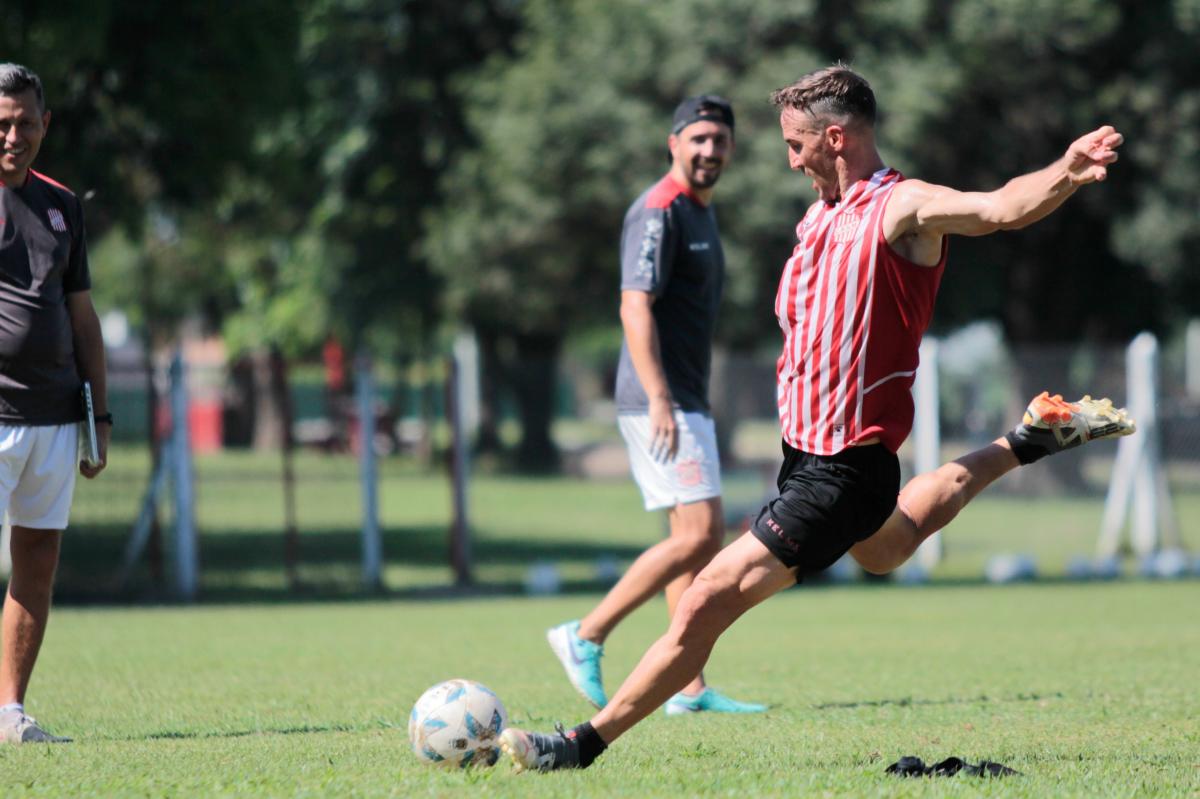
48, 324, 1200, 601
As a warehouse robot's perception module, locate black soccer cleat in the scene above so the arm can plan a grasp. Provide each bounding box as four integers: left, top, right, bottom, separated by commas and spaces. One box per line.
499, 723, 581, 773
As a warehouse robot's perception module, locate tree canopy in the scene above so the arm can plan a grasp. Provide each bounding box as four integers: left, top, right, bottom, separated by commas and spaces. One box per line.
4, 0, 1197, 464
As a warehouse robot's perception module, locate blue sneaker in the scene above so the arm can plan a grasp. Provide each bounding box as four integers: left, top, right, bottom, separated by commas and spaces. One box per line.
664, 687, 766, 716
546, 621, 607, 708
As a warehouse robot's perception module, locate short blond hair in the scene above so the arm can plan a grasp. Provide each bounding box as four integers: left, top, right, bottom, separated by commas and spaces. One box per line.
771, 63, 875, 127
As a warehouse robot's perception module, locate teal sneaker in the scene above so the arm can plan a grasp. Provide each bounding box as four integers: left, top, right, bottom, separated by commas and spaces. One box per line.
546, 621, 607, 708
664, 687, 766, 716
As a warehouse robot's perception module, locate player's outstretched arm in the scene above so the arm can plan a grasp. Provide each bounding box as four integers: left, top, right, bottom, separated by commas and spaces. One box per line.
886, 126, 1123, 240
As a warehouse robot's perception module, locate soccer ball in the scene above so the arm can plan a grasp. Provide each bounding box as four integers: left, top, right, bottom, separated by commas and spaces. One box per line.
408, 679, 508, 768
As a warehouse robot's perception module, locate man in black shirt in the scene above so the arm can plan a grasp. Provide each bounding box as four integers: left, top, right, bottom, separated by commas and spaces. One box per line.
547, 96, 763, 716
0, 63, 109, 744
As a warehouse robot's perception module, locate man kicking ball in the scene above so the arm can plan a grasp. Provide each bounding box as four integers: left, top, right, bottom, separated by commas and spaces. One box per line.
499, 63, 1135, 772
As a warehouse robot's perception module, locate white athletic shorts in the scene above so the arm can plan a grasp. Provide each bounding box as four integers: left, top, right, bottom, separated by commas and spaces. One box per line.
618, 410, 722, 511
0, 424, 79, 530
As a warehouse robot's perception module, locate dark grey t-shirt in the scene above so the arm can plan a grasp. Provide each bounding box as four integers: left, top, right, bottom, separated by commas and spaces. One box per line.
0, 171, 91, 425
616, 174, 724, 414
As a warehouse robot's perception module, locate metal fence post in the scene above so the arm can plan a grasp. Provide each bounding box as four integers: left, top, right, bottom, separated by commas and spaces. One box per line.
447, 348, 473, 586
170, 351, 198, 600
356, 353, 382, 590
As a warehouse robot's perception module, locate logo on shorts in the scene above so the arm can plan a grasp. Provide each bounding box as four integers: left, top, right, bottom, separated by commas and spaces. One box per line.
676, 459, 702, 487
761, 516, 797, 551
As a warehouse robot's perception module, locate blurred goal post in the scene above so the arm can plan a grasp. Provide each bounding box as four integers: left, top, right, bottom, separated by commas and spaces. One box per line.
1097, 332, 1182, 558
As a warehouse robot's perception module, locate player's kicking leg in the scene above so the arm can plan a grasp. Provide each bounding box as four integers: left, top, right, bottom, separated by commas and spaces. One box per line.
850, 391, 1135, 575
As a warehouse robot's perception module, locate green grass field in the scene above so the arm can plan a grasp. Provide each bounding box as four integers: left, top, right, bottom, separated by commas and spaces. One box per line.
1, 583, 1197, 796
4, 445, 1195, 795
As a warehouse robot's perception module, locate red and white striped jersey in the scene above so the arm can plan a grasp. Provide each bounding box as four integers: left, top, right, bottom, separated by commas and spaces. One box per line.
774, 168, 946, 455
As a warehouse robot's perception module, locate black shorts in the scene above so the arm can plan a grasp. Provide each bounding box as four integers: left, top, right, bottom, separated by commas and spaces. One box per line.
750, 441, 899, 580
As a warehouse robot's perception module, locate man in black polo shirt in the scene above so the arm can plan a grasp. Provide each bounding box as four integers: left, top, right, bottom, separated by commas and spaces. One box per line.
0, 63, 109, 744
547, 96, 763, 716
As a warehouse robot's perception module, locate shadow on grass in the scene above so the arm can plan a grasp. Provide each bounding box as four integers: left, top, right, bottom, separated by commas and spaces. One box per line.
129, 722, 364, 741
811, 691, 1064, 710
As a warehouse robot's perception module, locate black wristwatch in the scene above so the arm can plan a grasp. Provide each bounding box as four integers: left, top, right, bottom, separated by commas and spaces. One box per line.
94, 412, 114, 426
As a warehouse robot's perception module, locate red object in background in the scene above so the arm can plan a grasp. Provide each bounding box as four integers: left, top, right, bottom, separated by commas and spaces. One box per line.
324, 337, 346, 394
155, 398, 224, 453
189, 401, 223, 452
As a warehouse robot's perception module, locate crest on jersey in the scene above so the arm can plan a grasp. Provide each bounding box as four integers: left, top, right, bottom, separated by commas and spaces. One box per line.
47, 208, 68, 233
832, 211, 861, 243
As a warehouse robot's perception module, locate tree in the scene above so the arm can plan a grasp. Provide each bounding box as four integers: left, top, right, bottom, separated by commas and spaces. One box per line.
425, 1, 788, 468
431, 0, 1198, 475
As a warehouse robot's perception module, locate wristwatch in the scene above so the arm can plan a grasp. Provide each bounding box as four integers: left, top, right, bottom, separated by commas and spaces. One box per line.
94, 412, 114, 426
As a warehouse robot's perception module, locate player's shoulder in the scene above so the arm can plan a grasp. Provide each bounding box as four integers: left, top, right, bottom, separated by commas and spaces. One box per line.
28, 170, 84, 215
884, 178, 950, 220
29, 170, 78, 199
624, 177, 674, 227
889, 178, 949, 202
643, 175, 685, 211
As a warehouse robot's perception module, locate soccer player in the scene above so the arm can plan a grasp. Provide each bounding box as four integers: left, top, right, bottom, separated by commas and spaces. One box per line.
500, 64, 1134, 771
0, 64, 110, 744
546, 96, 764, 715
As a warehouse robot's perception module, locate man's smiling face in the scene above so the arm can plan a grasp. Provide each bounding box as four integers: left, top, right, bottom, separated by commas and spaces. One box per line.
0, 89, 49, 186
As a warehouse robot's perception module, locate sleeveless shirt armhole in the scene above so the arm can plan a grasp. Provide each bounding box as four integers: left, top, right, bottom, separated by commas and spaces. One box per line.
875, 185, 949, 272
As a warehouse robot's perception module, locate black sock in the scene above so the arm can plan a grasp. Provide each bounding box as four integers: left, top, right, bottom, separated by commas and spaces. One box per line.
1004, 429, 1047, 465
569, 722, 607, 768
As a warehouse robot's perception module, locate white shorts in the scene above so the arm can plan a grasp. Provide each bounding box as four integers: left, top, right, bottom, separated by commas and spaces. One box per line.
618, 411, 722, 511
0, 424, 79, 530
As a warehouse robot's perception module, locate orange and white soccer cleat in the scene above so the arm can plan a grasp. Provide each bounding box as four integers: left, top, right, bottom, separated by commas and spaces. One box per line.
1006, 391, 1135, 463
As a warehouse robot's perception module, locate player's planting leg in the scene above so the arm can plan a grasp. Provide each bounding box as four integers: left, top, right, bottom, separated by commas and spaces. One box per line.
504, 534, 794, 772
850, 392, 1135, 575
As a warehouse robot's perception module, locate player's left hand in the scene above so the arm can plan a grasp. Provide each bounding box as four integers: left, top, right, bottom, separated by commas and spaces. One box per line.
80, 422, 109, 479
1065, 125, 1123, 186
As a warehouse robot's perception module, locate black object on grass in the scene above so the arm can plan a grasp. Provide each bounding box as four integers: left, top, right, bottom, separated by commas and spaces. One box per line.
886, 755, 1021, 777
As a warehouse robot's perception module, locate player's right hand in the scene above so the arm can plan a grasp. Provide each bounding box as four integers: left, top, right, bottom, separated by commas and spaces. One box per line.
649, 395, 678, 462
1065, 125, 1123, 185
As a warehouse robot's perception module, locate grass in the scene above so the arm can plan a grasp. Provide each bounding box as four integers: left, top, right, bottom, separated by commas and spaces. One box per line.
0, 582, 1196, 796
8, 442, 1194, 794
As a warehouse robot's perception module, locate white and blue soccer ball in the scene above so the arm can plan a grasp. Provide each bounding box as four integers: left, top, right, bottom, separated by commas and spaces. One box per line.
408, 679, 508, 768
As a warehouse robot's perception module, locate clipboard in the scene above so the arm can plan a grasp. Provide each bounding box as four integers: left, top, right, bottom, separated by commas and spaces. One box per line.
79, 381, 101, 467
